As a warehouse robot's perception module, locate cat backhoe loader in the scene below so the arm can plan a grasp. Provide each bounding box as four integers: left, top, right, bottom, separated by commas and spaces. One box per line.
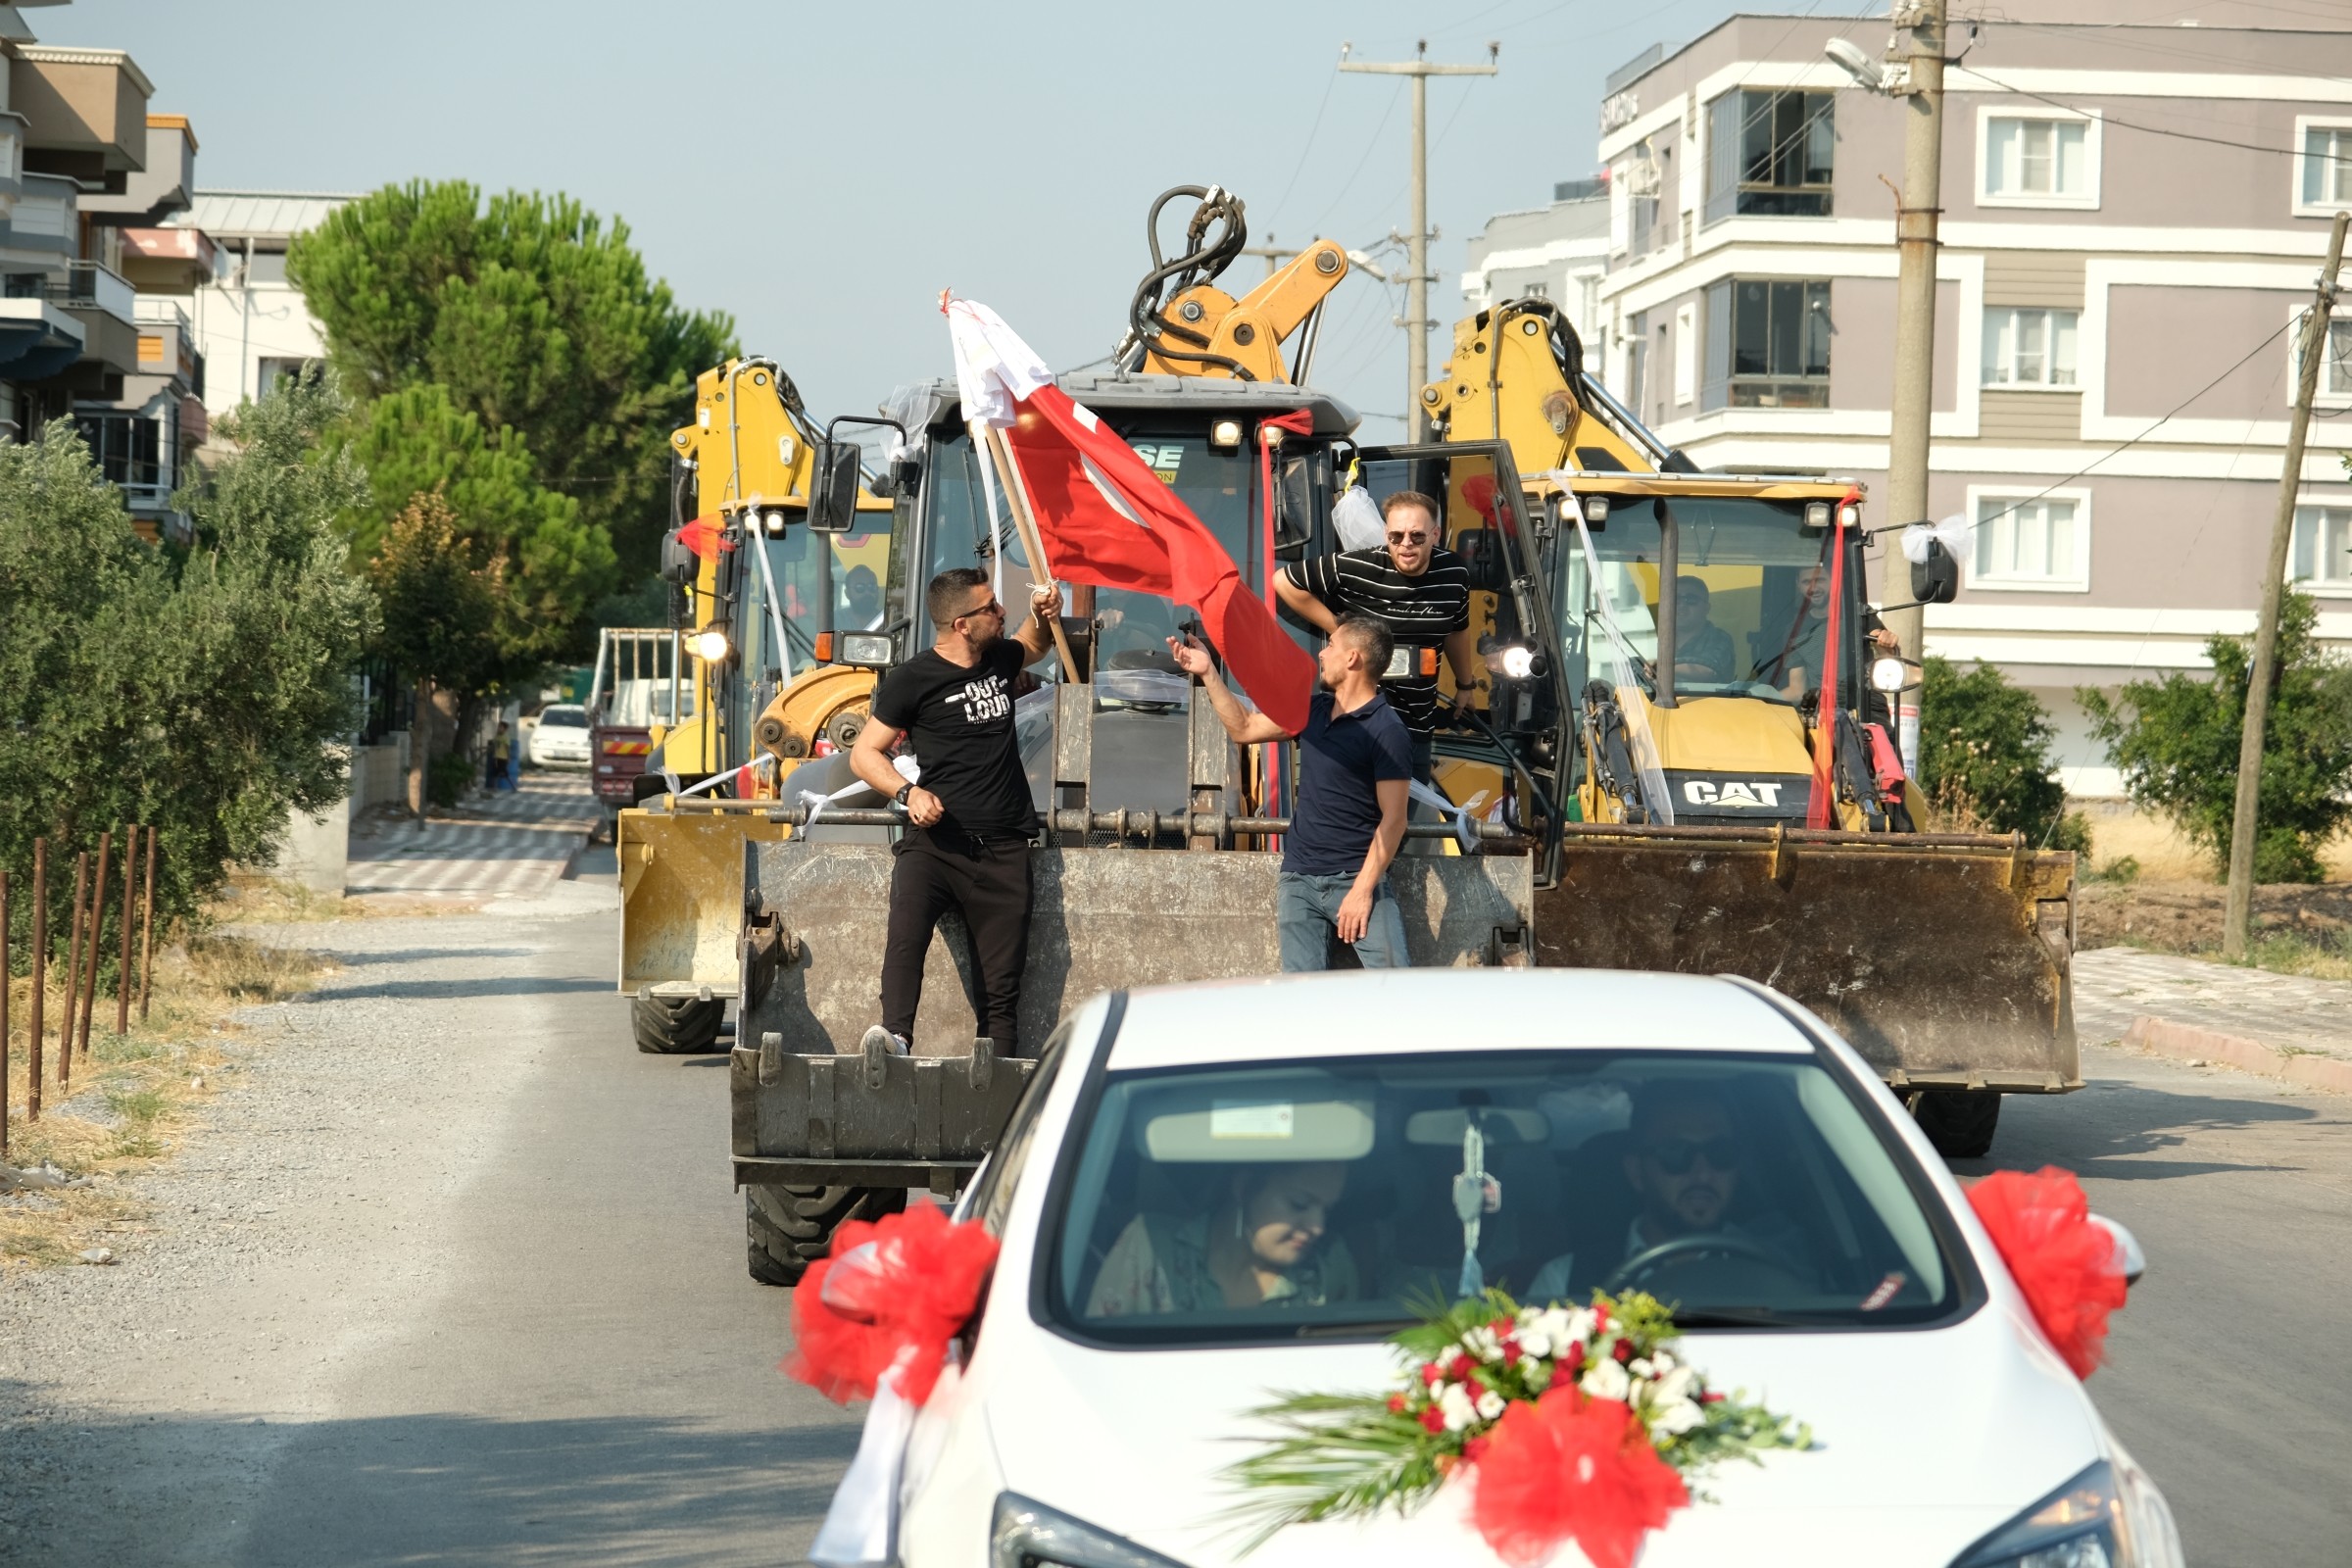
613, 358, 897, 1054
1391, 296, 2077, 1160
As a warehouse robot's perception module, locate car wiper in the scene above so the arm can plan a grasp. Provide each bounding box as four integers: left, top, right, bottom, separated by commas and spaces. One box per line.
1669, 1307, 1821, 1329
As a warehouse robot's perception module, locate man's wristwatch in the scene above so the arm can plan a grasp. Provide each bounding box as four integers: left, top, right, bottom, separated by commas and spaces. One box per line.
894, 782, 914, 807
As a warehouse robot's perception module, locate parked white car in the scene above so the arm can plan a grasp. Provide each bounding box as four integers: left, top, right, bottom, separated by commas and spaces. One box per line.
844, 968, 2179, 1568
527, 704, 591, 767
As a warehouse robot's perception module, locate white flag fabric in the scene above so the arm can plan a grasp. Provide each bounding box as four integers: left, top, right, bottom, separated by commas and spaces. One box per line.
945, 298, 1054, 430
1901, 513, 1971, 564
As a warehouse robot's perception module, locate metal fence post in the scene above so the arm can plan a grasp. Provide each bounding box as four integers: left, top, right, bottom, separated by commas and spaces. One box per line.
137, 830, 158, 1022
116, 824, 138, 1035
28, 838, 47, 1120
77, 829, 111, 1063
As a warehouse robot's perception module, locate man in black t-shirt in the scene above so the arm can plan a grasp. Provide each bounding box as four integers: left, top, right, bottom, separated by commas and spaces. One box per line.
851, 567, 1061, 1056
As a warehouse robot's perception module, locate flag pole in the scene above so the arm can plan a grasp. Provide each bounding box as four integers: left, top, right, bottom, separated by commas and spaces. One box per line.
972, 419, 1079, 677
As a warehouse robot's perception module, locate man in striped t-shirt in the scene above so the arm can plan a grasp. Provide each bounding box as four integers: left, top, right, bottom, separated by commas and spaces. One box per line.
1276, 490, 1479, 786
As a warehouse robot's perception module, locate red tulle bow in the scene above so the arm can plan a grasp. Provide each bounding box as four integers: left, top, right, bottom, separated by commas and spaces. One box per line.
783, 1200, 1000, 1406
1967, 1166, 2129, 1379
1470, 1389, 1690, 1568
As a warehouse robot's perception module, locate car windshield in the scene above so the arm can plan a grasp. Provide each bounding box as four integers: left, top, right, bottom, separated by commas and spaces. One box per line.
1046, 1050, 1965, 1345
539, 707, 586, 727
1568, 496, 1859, 708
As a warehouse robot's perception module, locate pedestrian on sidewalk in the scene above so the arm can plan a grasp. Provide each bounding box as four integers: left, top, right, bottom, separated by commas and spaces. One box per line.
1169, 615, 1413, 972
850, 568, 1062, 1056
486, 723, 513, 792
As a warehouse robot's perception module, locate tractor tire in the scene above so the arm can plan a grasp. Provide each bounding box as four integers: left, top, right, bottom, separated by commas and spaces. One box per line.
1913, 1091, 2001, 1160
632, 990, 726, 1055
746, 1184, 906, 1287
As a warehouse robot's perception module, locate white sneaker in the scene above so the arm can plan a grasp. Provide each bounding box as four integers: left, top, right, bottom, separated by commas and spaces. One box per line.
859, 1025, 910, 1056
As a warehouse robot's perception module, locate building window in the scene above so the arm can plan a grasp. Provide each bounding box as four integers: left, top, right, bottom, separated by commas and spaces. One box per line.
1981, 113, 2098, 208
1673, 302, 1696, 406
2293, 504, 2352, 587
1970, 492, 2089, 592
74, 411, 167, 497
1982, 308, 2080, 387
1703, 90, 1834, 223
2297, 121, 2352, 214
1700, 278, 1830, 410
2289, 312, 2352, 403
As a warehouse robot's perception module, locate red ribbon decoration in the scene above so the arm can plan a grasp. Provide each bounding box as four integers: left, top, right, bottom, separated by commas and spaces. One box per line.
783, 1200, 1000, 1406
678, 513, 736, 562
1470, 1389, 1691, 1568
1805, 491, 1860, 829
1967, 1167, 2129, 1379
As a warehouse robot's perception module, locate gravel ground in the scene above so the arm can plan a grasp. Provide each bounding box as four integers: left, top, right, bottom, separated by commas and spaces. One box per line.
0, 872, 714, 1562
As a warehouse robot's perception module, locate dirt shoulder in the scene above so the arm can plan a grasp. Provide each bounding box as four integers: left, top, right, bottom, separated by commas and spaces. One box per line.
2078, 878, 2352, 956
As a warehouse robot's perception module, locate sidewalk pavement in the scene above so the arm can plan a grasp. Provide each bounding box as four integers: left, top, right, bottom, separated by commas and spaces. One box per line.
346, 772, 597, 901
2075, 946, 2352, 1093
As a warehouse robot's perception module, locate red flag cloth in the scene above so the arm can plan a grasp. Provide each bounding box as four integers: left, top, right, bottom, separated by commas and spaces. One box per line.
1806, 506, 1849, 830
1469, 1389, 1690, 1568
1002, 385, 1317, 734
1967, 1167, 2129, 1379
782, 1199, 1001, 1406
678, 513, 734, 562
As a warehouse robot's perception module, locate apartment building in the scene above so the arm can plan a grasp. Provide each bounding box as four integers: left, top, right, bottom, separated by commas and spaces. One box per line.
0, 6, 209, 540
1460, 178, 1610, 375
1579, 1, 2352, 792
172, 189, 353, 424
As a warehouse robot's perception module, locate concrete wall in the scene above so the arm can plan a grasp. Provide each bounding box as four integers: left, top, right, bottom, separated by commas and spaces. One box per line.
355, 737, 409, 809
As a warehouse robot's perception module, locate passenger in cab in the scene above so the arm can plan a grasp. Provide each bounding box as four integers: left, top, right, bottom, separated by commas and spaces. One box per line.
1527, 1083, 1806, 1301
1086, 1162, 1358, 1317
1755, 563, 1898, 703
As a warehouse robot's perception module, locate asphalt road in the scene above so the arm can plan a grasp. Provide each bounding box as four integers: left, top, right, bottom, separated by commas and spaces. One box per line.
1960, 1046, 2352, 1568
5, 874, 2345, 1566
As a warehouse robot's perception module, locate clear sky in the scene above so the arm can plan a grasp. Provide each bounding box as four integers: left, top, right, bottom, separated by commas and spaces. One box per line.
34, 0, 1774, 437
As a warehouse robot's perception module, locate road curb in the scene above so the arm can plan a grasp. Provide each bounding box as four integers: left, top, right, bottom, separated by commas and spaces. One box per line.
2123, 1015, 2352, 1095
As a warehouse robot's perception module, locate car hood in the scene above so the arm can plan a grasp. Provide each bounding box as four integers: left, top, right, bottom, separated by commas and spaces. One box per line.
980, 1302, 2102, 1568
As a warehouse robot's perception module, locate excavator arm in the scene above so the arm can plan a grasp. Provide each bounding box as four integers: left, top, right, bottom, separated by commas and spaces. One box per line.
1121, 184, 1349, 383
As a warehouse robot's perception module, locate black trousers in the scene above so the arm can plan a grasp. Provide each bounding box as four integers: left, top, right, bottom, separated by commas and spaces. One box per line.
879, 828, 1034, 1055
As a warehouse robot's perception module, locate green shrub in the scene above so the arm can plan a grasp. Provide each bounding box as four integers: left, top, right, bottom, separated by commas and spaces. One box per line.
1918, 657, 2083, 852
2081, 591, 2352, 884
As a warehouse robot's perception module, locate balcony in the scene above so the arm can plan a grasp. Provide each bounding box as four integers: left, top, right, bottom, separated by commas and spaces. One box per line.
119, 222, 216, 292
12, 46, 154, 194
5, 261, 140, 376
134, 295, 202, 390
80, 115, 196, 226
8, 172, 74, 252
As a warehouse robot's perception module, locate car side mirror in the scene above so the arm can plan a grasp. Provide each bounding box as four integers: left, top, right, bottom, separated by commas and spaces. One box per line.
818, 1240, 885, 1320
808, 439, 862, 533
2088, 1213, 2145, 1288
1910, 537, 1959, 605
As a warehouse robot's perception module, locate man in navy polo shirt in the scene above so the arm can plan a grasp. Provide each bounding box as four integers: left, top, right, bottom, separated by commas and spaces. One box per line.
1168, 615, 1413, 971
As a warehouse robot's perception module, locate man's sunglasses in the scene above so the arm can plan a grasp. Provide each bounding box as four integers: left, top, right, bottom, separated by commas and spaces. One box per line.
1642, 1136, 1740, 1175
958, 598, 1005, 621
1386, 530, 1431, 546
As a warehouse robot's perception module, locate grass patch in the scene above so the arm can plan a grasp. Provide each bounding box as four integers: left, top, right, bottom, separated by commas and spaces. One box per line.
215, 873, 473, 923
4, 929, 333, 1270
2237, 928, 2352, 981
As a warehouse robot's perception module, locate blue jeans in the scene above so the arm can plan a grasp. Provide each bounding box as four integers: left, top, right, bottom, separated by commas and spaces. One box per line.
1277, 871, 1411, 972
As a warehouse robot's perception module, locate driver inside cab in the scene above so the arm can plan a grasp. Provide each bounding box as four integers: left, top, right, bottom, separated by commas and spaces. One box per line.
1526, 1083, 1811, 1301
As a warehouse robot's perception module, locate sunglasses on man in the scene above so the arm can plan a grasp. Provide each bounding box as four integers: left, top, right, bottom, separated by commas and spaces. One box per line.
1642, 1135, 1740, 1176
1386, 529, 1431, 547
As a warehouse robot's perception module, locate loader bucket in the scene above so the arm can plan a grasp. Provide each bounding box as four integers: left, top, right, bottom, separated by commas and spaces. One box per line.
617, 808, 790, 994
736, 839, 1535, 1058
1533, 824, 2079, 1092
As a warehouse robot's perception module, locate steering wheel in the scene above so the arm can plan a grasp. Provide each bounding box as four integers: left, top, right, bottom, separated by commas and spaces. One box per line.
1600, 1233, 1805, 1295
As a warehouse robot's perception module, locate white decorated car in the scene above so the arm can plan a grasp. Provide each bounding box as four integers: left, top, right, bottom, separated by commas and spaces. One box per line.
816, 969, 2179, 1568
526, 704, 590, 767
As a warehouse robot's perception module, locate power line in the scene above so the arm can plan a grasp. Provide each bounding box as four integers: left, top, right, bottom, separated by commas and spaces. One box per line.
1953, 64, 2352, 168
1268, 72, 1340, 226
1894, 315, 2302, 542
1310, 79, 1406, 235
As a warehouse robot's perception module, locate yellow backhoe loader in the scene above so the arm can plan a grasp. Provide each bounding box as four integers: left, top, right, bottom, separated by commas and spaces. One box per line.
614, 358, 897, 1054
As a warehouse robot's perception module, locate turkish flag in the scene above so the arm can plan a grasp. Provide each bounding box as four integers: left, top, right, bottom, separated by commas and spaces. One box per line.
946, 299, 1315, 734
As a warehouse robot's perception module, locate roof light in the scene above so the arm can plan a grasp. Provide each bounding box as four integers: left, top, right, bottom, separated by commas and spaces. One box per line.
693, 626, 731, 664
1804, 501, 1832, 529
1583, 495, 1611, 524
1209, 419, 1244, 449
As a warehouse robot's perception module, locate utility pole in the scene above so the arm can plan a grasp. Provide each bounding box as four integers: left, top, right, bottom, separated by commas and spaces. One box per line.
2223, 211, 2348, 961
1241, 234, 1297, 279
1881, 0, 1945, 777
1340, 39, 1498, 441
